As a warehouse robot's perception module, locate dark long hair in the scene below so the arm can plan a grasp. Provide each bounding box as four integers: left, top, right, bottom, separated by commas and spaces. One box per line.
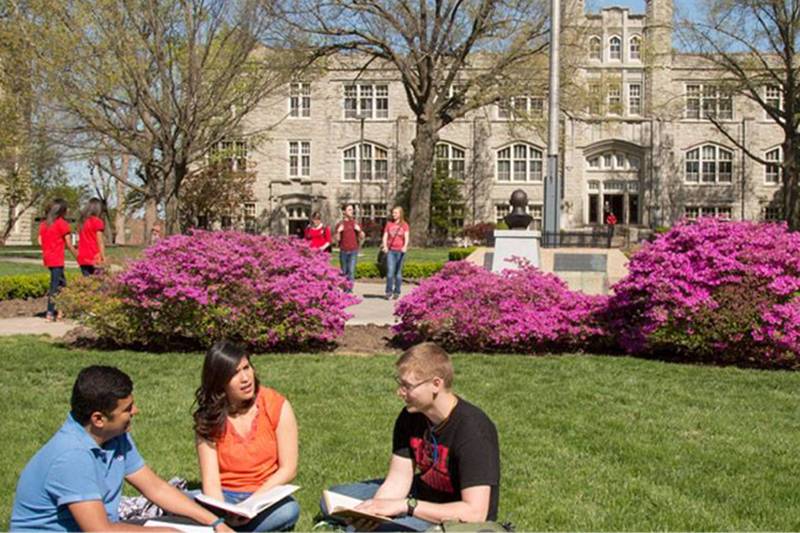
45, 198, 68, 226
81, 197, 103, 224
193, 340, 260, 440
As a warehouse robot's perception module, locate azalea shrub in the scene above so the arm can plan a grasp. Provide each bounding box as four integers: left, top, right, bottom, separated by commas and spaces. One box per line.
61, 231, 358, 351
393, 260, 607, 352
605, 218, 800, 368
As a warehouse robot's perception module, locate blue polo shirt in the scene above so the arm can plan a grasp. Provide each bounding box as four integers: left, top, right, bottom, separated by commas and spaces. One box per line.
10, 413, 145, 531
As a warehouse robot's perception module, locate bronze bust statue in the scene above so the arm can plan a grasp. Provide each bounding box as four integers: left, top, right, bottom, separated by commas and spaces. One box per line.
503, 189, 533, 229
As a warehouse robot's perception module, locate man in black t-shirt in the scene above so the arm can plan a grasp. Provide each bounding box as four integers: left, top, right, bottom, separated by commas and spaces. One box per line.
320, 342, 500, 531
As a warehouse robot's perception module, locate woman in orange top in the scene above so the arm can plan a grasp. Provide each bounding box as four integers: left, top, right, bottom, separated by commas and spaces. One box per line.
193, 341, 300, 531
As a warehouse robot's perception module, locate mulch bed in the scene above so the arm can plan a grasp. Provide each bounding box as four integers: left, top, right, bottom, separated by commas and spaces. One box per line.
1, 298, 400, 355
0, 297, 47, 318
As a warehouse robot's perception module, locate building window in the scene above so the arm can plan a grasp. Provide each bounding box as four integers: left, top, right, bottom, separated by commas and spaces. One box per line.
609, 36, 621, 60
765, 147, 782, 184
527, 204, 543, 231
288, 141, 310, 177
629, 36, 642, 60
343, 143, 389, 181
435, 143, 466, 181
589, 36, 602, 60
608, 84, 622, 114
588, 83, 602, 114
498, 96, 544, 119
685, 206, 732, 219
289, 82, 311, 118
243, 203, 257, 233
628, 84, 642, 115
686, 84, 733, 120
763, 206, 783, 221
765, 85, 784, 114
495, 203, 541, 229
209, 140, 247, 171
355, 203, 388, 222
344, 84, 389, 119
586, 151, 640, 171
496, 143, 543, 182
685, 145, 733, 183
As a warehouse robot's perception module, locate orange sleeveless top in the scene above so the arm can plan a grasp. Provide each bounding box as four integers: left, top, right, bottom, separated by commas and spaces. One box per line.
216, 387, 285, 492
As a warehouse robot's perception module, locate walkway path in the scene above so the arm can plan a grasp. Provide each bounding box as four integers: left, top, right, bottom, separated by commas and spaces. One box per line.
0, 281, 406, 338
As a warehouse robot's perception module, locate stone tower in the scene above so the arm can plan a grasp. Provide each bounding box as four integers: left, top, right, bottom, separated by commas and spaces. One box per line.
644, 0, 674, 115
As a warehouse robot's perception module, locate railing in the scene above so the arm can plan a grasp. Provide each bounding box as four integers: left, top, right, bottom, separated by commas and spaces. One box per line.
540, 227, 615, 248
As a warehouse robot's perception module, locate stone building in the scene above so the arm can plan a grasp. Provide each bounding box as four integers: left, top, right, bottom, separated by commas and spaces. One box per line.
233, 0, 784, 238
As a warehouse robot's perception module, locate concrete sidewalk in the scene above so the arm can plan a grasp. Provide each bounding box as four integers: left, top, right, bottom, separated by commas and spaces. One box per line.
0, 316, 77, 337
347, 280, 411, 326
0, 280, 407, 338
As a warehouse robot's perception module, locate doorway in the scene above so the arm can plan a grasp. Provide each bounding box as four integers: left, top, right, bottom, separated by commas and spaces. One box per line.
603, 194, 624, 223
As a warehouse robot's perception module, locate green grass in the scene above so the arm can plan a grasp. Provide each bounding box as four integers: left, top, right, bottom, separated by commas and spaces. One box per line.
330, 247, 449, 267
2, 338, 800, 530
0, 261, 83, 277
0, 245, 144, 262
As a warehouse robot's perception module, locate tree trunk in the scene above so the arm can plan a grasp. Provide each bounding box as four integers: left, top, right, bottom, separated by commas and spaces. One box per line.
144, 191, 158, 245
783, 135, 800, 231
163, 163, 186, 236
114, 154, 129, 244
408, 121, 439, 246
0, 204, 15, 246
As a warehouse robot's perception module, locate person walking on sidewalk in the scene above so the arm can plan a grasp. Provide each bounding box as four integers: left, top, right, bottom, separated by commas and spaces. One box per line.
382, 206, 409, 300
77, 198, 106, 276
38, 198, 78, 322
335, 204, 364, 291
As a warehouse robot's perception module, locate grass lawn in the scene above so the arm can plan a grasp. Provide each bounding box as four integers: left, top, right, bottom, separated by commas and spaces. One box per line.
0, 261, 82, 277
2, 338, 799, 530
330, 247, 450, 267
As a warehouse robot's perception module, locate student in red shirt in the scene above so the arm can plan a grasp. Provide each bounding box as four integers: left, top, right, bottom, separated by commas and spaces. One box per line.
38, 198, 77, 321
304, 211, 332, 252
382, 206, 410, 300
335, 204, 365, 291
77, 198, 106, 276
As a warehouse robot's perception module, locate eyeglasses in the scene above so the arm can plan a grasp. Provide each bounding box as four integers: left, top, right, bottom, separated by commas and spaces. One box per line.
394, 376, 433, 392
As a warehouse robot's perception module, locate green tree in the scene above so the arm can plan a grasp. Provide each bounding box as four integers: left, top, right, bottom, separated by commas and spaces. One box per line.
0, 1, 66, 244
23, 0, 315, 235
682, 0, 800, 229
288, 0, 549, 244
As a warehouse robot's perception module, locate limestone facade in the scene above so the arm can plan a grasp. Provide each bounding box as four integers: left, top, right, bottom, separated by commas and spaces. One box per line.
235, 0, 785, 237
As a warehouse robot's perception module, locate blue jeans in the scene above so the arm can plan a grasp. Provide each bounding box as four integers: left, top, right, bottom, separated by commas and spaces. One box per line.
319, 479, 432, 532
80, 265, 96, 276
191, 489, 299, 532
385, 251, 405, 296
340, 250, 358, 288
47, 267, 66, 316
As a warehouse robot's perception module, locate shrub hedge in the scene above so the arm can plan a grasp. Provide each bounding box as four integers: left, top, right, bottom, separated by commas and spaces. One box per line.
448, 247, 477, 261
60, 231, 358, 351
0, 272, 77, 301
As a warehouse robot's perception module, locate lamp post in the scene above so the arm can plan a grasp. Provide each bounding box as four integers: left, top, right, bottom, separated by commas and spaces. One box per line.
358, 114, 366, 226
543, 0, 561, 246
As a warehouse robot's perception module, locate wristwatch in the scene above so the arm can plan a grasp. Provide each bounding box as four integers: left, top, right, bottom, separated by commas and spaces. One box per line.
406, 497, 418, 517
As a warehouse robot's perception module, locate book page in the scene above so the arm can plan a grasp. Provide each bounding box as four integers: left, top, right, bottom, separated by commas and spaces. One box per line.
144, 519, 213, 532
322, 490, 392, 523
195, 485, 299, 519
240, 484, 300, 514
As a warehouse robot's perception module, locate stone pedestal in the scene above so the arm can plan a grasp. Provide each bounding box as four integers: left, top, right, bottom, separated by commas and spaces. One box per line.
491, 230, 541, 272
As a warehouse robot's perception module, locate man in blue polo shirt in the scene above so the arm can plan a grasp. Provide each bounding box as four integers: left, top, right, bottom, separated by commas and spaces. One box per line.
11, 365, 231, 532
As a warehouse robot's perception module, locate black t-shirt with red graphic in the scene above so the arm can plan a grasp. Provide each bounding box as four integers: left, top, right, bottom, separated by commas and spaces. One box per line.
392, 398, 500, 520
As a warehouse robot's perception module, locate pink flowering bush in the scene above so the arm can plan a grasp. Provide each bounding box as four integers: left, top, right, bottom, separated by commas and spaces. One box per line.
393, 260, 607, 352
62, 231, 358, 351
605, 218, 800, 367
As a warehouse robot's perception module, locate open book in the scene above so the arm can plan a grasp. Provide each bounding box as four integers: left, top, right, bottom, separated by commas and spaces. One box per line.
322, 490, 393, 524
144, 519, 212, 532
195, 484, 300, 519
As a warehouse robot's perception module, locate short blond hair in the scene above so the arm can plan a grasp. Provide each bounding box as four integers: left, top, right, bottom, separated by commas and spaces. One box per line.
395, 342, 454, 388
